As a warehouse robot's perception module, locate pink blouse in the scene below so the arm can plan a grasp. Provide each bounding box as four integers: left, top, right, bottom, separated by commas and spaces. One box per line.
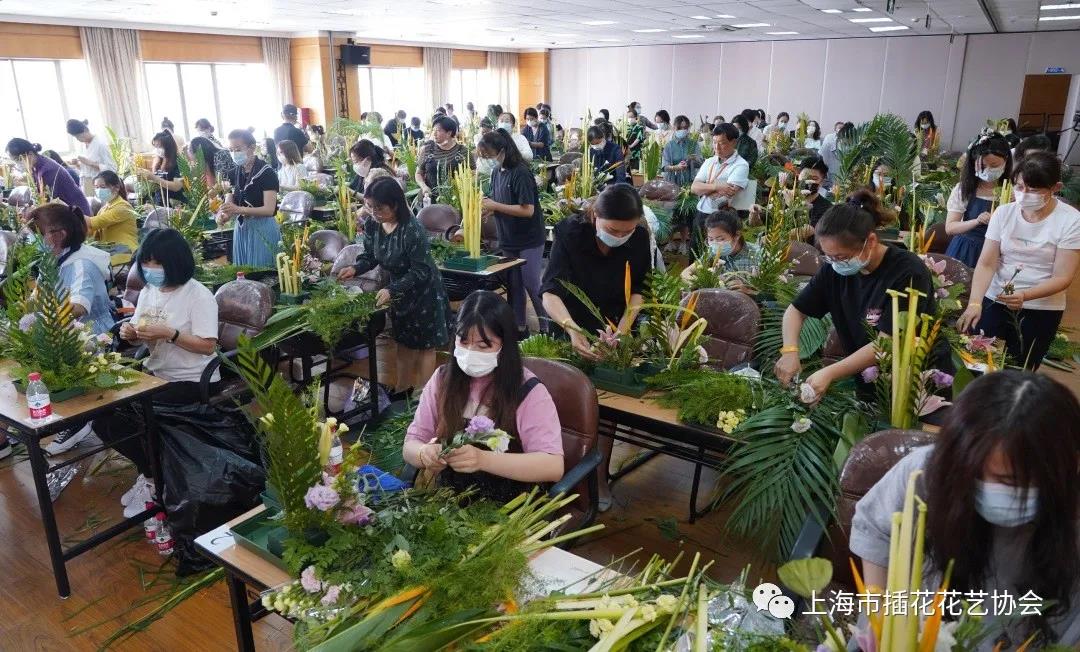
405, 367, 564, 456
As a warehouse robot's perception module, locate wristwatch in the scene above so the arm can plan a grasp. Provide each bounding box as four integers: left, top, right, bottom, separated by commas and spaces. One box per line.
169, 329, 180, 343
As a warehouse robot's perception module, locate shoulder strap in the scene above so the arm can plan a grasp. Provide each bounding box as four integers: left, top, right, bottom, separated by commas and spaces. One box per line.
518, 376, 542, 402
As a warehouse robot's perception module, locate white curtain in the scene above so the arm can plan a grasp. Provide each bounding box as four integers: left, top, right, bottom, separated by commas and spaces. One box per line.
487, 51, 519, 117
80, 27, 149, 143
262, 37, 293, 108
423, 47, 452, 113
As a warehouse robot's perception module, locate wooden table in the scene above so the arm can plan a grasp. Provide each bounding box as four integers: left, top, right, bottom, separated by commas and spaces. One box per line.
0, 362, 168, 597
597, 389, 738, 523
195, 505, 608, 652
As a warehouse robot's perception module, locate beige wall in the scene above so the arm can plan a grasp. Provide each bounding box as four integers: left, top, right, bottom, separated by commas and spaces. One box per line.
519, 51, 548, 114
0, 22, 82, 59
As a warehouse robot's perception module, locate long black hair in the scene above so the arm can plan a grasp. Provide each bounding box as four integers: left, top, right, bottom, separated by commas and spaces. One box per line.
915, 110, 936, 130
926, 370, 1079, 640
363, 176, 412, 224
189, 136, 223, 176
350, 139, 388, 170
807, 120, 821, 141
478, 130, 524, 170
959, 133, 1012, 203
438, 290, 524, 440
152, 130, 178, 170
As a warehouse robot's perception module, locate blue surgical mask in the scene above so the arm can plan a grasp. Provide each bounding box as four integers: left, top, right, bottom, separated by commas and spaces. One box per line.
976, 165, 1004, 183
477, 158, 498, 175
975, 481, 1038, 527
596, 227, 632, 248
831, 256, 869, 276
675, 129, 688, 140
142, 267, 167, 288
231, 150, 248, 165
95, 187, 114, 202
709, 241, 733, 257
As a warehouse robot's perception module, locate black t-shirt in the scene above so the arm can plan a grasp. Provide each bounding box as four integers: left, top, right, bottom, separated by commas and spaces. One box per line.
491, 163, 546, 250
231, 158, 280, 209
808, 194, 832, 228
792, 246, 934, 356
541, 217, 651, 335
153, 162, 186, 207
273, 123, 309, 151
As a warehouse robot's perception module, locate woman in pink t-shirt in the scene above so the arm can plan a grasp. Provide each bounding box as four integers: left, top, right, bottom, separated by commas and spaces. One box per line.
404, 291, 564, 502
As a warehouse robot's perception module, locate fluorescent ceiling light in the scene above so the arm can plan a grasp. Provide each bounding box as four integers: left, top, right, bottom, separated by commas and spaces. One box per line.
487, 26, 516, 31
691, 15, 711, 19
1040, 3, 1080, 9
715, 14, 735, 18
582, 19, 616, 25
549, 33, 578, 37
732, 22, 771, 27
767, 31, 799, 34
1040, 13, 1080, 19
672, 34, 706, 38
596, 38, 622, 41
633, 28, 668, 32
869, 24, 910, 31
850, 17, 893, 22
821, 8, 843, 13
852, 7, 874, 11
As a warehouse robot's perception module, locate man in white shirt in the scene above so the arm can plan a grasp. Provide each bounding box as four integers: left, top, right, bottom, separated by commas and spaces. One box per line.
690, 123, 749, 255
820, 121, 848, 192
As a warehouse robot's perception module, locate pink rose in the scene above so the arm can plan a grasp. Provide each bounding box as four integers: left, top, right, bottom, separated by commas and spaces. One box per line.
304, 484, 340, 512
337, 502, 374, 526
300, 565, 322, 593
860, 366, 879, 383
321, 584, 343, 606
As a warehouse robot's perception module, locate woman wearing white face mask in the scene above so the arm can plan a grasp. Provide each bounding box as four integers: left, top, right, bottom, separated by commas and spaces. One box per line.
89, 170, 138, 264
762, 111, 790, 139
348, 139, 393, 195
958, 152, 1080, 370
652, 110, 673, 146
135, 130, 186, 207
851, 370, 1080, 649
222, 129, 280, 267
496, 112, 533, 162
944, 133, 1013, 268
194, 118, 221, 146
403, 291, 564, 503
521, 107, 553, 161
661, 115, 701, 185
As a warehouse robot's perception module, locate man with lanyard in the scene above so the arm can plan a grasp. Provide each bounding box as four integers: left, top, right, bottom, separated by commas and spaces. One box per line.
689, 122, 749, 257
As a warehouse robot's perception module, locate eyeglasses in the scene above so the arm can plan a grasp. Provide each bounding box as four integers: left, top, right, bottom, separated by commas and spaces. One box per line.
821, 239, 868, 265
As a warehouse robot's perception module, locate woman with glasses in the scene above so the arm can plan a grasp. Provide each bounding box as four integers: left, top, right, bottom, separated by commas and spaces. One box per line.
775, 189, 935, 399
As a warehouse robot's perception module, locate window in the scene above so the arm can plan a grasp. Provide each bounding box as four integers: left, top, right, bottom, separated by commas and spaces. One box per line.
356, 67, 426, 124
449, 69, 493, 118
143, 62, 273, 143
0, 58, 103, 155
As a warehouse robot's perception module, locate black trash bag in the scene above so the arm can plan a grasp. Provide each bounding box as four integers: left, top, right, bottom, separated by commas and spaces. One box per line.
156, 402, 266, 576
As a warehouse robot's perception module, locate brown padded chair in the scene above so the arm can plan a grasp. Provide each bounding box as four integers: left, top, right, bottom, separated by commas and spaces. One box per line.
522, 358, 603, 536
926, 221, 951, 254
122, 265, 146, 308
559, 151, 582, 165
639, 179, 680, 202
791, 429, 935, 591
417, 204, 461, 239
199, 279, 275, 404
924, 252, 972, 306
684, 289, 761, 370
330, 244, 387, 293
787, 241, 823, 277
309, 229, 348, 264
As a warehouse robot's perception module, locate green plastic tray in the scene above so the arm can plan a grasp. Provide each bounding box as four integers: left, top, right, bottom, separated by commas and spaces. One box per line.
11, 379, 86, 402
229, 511, 290, 573
442, 254, 501, 272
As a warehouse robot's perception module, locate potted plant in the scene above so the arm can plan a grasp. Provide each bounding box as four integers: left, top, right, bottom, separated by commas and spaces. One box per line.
443, 166, 500, 272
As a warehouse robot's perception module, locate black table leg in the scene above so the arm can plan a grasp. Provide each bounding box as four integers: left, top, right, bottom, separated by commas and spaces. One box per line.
367, 317, 380, 421
25, 436, 71, 598
226, 571, 257, 652
688, 446, 707, 524
140, 395, 165, 506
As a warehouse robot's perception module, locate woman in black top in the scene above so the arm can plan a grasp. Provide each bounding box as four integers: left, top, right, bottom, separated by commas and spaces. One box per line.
775, 190, 934, 399
337, 177, 450, 393
478, 130, 547, 335
415, 116, 470, 202
222, 129, 280, 267
136, 130, 186, 207
349, 139, 392, 195
542, 184, 651, 359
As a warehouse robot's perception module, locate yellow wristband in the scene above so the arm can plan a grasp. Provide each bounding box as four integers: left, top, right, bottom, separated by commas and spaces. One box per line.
780, 345, 799, 354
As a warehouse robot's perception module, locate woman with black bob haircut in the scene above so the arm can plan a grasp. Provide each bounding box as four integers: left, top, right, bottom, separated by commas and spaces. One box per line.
959, 151, 1080, 369
222, 128, 279, 267
403, 290, 564, 503
477, 129, 547, 336
776, 189, 934, 398
944, 132, 1013, 268
337, 176, 450, 394
102, 227, 220, 516
851, 370, 1080, 647
136, 130, 186, 207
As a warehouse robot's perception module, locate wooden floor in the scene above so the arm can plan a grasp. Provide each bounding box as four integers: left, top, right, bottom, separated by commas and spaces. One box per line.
4, 282, 1080, 652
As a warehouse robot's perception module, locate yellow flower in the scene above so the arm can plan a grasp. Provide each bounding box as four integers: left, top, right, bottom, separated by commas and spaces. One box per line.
391, 549, 412, 570
640, 604, 657, 622
656, 594, 678, 611
589, 618, 615, 638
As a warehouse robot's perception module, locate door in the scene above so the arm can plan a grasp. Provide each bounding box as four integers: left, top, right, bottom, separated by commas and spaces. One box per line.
1018, 74, 1071, 138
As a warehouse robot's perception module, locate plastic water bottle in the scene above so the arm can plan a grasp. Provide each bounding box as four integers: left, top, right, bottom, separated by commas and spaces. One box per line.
325, 426, 344, 476
26, 372, 52, 423
144, 502, 160, 542
154, 513, 174, 556
422, 193, 432, 208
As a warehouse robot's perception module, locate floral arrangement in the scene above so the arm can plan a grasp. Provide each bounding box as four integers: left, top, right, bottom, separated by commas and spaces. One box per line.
638, 137, 662, 181
559, 262, 641, 370
454, 165, 483, 259
716, 409, 746, 434
0, 245, 139, 393
919, 255, 966, 316
334, 173, 355, 242
176, 148, 215, 230
438, 415, 512, 456
518, 333, 574, 362
250, 281, 379, 353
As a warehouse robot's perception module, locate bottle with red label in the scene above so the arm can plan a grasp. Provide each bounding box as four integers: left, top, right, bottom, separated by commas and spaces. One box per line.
325, 423, 344, 476
26, 372, 52, 423
154, 513, 174, 556
144, 502, 160, 542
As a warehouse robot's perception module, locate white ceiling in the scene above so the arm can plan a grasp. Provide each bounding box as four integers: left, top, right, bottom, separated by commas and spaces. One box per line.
0, 0, 1078, 49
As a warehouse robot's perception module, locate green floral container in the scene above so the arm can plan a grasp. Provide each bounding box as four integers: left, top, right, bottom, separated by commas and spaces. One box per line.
590, 365, 648, 397
11, 379, 86, 403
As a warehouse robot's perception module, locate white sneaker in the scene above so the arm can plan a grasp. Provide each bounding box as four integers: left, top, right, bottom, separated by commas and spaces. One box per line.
44, 423, 94, 456
122, 478, 156, 519
120, 474, 149, 507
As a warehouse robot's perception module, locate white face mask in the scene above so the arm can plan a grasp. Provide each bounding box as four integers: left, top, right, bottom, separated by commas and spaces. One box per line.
454, 345, 500, 378
353, 160, 370, 177
920, 121, 930, 129
527, 119, 538, 128
976, 165, 1005, 183
777, 121, 787, 129
975, 481, 1038, 527
497, 121, 512, 132
1014, 189, 1048, 211
477, 158, 498, 175
154, 147, 165, 157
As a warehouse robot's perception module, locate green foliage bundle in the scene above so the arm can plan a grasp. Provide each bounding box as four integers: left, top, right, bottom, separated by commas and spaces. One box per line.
251, 281, 379, 352
176, 148, 215, 230
755, 306, 832, 371
832, 113, 916, 201
519, 334, 574, 361
359, 403, 416, 475
298, 178, 336, 203
640, 138, 662, 180
642, 199, 674, 242
428, 237, 462, 265
646, 368, 754, 426
194, 263, 269, 287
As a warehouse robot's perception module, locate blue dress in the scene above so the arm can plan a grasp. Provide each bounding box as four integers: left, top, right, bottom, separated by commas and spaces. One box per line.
229, 158, 281, 268
945, 194, 992, 268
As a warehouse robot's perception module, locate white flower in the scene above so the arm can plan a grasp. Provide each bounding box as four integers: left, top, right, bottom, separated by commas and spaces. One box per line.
799, 382, 817, 404
1057, 332, 1069, 341
656, 594, 678, 611
391, 549, 412, 570
110, 363, 124, 372
696, 345, 709, 364
933, 621, 959, 652
640, 604, 658, 622
791, 417, 812, 434
589, 618, 614, 638
485, 430, 511, 453
88, 365, 98, 374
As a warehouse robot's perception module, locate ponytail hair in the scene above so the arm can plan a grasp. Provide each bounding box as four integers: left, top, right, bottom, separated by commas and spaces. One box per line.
5, 138, 42, 158
66, 119, 90, 136
816, 189, 895, 246
27, 201, 88, 249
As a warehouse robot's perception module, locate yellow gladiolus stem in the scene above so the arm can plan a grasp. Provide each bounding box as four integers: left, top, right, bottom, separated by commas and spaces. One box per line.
885, 289, 904, 424
906, 497, 928, 649
881, 511, 902, 651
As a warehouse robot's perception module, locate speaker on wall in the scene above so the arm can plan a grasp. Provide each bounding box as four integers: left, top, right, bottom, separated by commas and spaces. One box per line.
340, 45, 371, 66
